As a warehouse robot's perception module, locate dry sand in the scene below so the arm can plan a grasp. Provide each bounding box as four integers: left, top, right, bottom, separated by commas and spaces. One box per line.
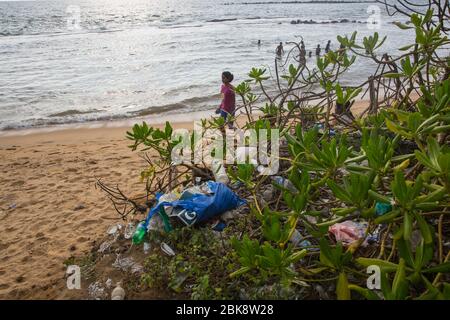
0, 101, 370, 299
0, 121, 199, 299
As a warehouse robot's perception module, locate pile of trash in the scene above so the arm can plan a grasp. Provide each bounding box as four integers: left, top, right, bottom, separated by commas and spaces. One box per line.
132, 181, 246, 245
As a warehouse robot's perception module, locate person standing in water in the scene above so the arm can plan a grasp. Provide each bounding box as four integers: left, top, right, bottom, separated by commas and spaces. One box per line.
216, 71, 236, 129
276, 42, 284, 57
315, 44, 321, 56
325, 40, 331, 53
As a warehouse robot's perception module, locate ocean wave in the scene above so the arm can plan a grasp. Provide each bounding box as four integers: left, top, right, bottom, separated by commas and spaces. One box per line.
224, 1, 376, 5
207, 17, 261, 23
0, 30, 23, 37
133, 94, 219, 117
49, 109, 102, 118
158, 24, 204, 29
207, 18, 238, 23
290, 19, 367, 25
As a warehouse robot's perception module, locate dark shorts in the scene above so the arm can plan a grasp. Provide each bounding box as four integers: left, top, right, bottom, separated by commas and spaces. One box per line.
220, 110, 234, 120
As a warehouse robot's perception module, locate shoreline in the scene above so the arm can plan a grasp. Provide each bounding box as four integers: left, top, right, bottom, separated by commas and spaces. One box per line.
0, 95, 372, 140
0, 109, 214, 139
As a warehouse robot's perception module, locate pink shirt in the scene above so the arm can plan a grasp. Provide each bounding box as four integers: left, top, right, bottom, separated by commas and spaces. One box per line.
220, 84, 236, 113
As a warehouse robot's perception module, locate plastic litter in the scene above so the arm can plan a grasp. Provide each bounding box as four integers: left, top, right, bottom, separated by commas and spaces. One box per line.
144, 181, 246, 232
132, 221, 146, 245
212, 220, 227, 232
290, 229, 315, 249
148, 213, 165, 231
367, 225, 381, 244
105, 278, 113, 289
172, 208, 198, 226
143, 242, 151, 254
124, 222, 135, 239
107, 224, 122, 236
98, 238, 116, 254
211, 159, 229, 184
111, 283, 125, 300
328, 221, 367, 246
375, 202, 393, 216
112, 255, 143, 275
8, 203, 16, 210
314, 122, 335, 136
272, 176, 298, 193
88, 281, 106, 300
329, 221, 381, 246
161, 242, 176, 256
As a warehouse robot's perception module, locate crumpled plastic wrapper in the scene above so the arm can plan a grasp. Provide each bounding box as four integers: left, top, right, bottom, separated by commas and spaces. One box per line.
112, 254, 143, 275
329, 221, 369, 246
87, 281, 107, 300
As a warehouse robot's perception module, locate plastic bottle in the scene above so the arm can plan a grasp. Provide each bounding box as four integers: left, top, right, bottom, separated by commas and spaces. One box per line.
290, 229, 302, 246
375, 202, 392, 216
211, 159, 229, 184
111, 282, 125, 300
132, 221, 146, 245
272, 176, 298, 193
124, 222, 135, 240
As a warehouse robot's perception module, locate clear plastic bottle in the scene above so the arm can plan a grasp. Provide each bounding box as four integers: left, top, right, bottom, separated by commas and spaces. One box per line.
272, 176, 298, 193
211, 159, 229, 184
111, 282, 125, 300
124, 222, 135, 239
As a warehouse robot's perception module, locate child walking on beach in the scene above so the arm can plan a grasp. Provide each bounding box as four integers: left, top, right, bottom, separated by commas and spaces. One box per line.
216, 71, 236, 129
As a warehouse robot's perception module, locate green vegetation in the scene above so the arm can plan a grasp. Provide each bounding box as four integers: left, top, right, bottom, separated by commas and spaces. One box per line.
101, 3, 450, 300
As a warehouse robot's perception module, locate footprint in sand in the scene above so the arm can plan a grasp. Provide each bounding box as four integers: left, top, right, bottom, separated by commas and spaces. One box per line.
11, 180, 25, 187
35, 232, 45, 238
21, 256, 32, 263
0, 284, 10, 290
5, 226, 16, 232
76, 236, 89, 243
80, 219, 97, 227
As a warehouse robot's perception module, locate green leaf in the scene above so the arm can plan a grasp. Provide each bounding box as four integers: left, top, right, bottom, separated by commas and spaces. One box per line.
415, 213, 433, 244
423, 261, 450, 274
392, 258, 407, 299
368, 190, 391, 204
393, 21, 414, 30
336, 272, 351, 300
348, 284, 380, 300
403, 212, 412, 241
229, 266, 252, 278
356, 258, 399, 272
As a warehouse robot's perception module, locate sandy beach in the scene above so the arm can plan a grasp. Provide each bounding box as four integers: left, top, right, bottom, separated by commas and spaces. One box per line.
0, 101, 370, 299
0, 120, 199, 299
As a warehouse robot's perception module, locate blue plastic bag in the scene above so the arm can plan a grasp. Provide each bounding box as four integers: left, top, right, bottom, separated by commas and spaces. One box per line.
144, 181, 246, 229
